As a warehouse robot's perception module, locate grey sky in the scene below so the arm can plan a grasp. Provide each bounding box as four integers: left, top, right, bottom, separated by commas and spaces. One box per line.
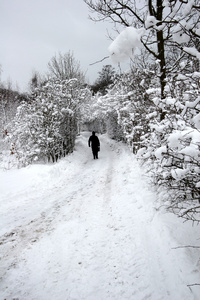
0, 0, 116, 91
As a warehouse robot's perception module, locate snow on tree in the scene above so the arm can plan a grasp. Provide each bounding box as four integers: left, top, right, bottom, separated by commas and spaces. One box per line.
84, 66, 156, 144
85, 0, 200, 101
108, 27, 144, 63
0, 85, 28, 139
137, 72, 200, 222
83, 57, 200, 221
7, 78, 90, 166
84, 0, 200, 222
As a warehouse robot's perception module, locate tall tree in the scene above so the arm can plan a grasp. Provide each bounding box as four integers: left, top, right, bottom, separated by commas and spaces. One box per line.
91, 65, 115, 94
47, 51, 85, 83
84, 0, 200, 99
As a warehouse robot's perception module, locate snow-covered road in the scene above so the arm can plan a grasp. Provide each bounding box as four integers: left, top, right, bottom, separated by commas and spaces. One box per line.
0, 132, 199, 299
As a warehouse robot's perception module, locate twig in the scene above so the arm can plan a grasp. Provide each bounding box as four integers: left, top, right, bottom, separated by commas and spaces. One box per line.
89, 56, 109, 66
172, 245, 200, 249
187, 283, 200, 287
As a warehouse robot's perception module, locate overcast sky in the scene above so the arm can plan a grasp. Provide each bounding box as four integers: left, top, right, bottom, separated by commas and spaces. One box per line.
0, 0, 118, 92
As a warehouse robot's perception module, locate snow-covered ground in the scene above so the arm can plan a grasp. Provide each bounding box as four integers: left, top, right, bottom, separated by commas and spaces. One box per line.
0, 132, 199, 300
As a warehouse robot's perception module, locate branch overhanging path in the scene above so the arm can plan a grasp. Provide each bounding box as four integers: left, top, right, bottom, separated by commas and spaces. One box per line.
0, 132, 199, 299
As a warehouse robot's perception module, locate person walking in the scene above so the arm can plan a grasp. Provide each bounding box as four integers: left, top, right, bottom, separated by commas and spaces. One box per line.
88, 131, 100, 159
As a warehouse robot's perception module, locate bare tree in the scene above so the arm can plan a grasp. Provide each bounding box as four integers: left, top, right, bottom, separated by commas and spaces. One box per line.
47, 51, 85, 83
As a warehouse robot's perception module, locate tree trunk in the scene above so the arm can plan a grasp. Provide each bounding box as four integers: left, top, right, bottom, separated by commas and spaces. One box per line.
156, 0, 166, 99
157, 30, 166, 99
148, 0, 166, 99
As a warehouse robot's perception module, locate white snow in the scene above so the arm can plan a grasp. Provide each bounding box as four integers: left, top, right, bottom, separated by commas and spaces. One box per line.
168, 131, 183, 148
183, 47, 200, 60
185, 97, 200, 109
182, 0, 194, 17
0, 132, 200, 300
108, 27, 144, 63
171, 168, 189, 181
180, 144, 199, 160
145, 16, 157, 29
172, 24, 190, 44
193, 113, 200, 129
154, 145, 168, 159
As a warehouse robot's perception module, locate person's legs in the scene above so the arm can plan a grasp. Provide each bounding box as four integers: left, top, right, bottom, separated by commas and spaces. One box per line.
92, 149, 95, 159
94, 149, 98, 159
92, 147, 99, 159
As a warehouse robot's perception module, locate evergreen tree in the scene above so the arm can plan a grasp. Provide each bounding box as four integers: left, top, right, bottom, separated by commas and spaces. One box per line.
91, 65, 115, 95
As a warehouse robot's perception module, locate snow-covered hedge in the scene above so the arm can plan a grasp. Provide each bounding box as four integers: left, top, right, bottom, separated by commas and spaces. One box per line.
86, 66, 200, 222
6, 78, 90, 167
137, 74, 200, 222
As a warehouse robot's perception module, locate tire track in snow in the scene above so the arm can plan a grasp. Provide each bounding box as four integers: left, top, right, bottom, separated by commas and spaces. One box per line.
0, 146, 97, 281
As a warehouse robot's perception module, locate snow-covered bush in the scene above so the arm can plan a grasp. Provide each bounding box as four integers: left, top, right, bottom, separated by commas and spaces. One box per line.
107, 69, 156, 146
7, 78, 90, 167
83, 67, 157, 146
137, 72, 200, 222
0, 87, 29, 138
84, 0, 200, 222
85, 61, 200, 222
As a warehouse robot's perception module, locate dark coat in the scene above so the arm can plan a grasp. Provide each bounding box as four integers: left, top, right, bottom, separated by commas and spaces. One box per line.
88, 133, 100, 151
